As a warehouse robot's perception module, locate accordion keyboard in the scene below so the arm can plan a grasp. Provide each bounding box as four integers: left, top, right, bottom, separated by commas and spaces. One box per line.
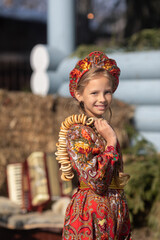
6, 163, 23, 206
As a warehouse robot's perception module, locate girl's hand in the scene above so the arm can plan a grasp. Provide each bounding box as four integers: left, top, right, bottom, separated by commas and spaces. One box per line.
94, 118, 117, 148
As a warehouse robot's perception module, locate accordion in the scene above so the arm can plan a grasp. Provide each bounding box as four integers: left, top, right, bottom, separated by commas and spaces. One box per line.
6, 152, 72, 211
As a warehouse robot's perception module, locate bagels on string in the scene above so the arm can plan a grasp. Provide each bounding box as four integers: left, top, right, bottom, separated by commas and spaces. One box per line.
55, 114, 94, 181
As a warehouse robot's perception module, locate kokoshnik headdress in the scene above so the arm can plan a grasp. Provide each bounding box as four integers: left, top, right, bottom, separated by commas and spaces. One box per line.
69, 51, 120, 98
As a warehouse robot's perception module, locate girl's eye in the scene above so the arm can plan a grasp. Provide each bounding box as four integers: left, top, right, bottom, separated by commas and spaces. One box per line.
105, 90, 111, 94
91, 92, 97, 95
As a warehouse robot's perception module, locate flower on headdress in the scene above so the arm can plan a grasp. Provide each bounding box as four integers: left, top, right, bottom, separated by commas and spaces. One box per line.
78, 59, 91, 71
70, 68, 81, 79
102, 59, 115, 71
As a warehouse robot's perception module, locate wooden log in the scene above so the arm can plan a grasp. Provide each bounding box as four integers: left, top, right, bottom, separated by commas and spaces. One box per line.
109, 50, 160, 79
30, 44, 66, 71
57, 56, 79, 81
30, 71, 63, 95
114, 79, 160, 105
134, 106, 160, 131
48, 0, 75, 55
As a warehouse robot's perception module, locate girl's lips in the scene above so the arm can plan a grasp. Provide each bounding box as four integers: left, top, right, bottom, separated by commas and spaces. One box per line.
95, 105, 106, 109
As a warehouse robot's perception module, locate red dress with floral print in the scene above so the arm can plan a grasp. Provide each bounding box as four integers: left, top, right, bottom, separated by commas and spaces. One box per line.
62, 124, 132, 240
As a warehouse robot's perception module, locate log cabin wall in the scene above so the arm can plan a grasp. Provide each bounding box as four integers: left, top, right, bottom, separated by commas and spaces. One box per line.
112, 51, 160, 152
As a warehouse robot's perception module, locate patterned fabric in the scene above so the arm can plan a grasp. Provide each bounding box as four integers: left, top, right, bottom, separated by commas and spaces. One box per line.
62, 124, 132, 240
69, 51, 120, 98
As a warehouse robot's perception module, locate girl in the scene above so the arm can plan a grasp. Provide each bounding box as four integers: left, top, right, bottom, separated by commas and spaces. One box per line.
56, 51, 132, 239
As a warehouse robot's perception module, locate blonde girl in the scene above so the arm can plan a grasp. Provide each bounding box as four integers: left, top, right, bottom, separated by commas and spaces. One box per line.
56, 51, 132, 240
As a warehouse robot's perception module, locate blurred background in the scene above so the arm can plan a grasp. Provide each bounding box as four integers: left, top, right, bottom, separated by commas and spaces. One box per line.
0, 0, 160, 239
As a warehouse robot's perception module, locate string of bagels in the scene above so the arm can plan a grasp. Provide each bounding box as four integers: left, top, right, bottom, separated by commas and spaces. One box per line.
55, 114, 94, 181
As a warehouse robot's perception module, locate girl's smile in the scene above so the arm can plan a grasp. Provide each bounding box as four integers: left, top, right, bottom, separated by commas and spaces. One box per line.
75, 75, 113, 118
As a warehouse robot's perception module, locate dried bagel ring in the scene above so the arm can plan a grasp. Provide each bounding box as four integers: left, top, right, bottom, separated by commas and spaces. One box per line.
74, 114, 79, 123
68, 117, 74, 125
60, 129, 68, 132
59, 137, 66, 141
65, 173, 74, 179
58, 145, 66, 149
58, 141, 67, 146
56, 153, 68, 157
64, 118, 70, 126
61, 122, 68, 129
58, 142, 67, 146
61, 173, 70, 181
60, 163, 72, 171
59, 160, 70, 165
82, 114, 86, 124
71, 114, 75, 122
61, 165, 72, 170
63, 171, 73, 176
58, 149, 67, 153
60, 129, 68, 133
57, 150, 67, 154
86, 117, 94, 125
80, 114, 85, 122
61, 163, 72, 167
82, 115, 87, 125
61, 159, 70, 162
64, 121, 70, 129
81, 114, 85, 122
78, 114, 82, 122
60, 165, 72, 171
59, 157, 70, 161
58, 135, 67, 139
61, 167, 72, 172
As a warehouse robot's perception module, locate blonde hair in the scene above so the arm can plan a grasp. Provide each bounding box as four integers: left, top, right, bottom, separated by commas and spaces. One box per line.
76, 68, 115, 95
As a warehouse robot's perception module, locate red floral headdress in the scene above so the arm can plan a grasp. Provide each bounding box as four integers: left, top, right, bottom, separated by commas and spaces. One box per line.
69, 51, 120, 98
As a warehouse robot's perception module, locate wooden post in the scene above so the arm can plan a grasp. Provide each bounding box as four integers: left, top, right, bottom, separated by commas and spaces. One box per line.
47, 0, 75, 55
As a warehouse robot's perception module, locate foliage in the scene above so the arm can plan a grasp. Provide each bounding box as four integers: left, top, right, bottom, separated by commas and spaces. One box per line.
71, 44, 107, 58
127, 28, 160, 51
148, 194, 160, 239
123, 134, 160, 237
70, 43, 125, 59
73, 28, 160, 57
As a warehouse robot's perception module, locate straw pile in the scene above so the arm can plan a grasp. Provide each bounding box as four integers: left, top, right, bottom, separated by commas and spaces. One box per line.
0, 89, 134, 196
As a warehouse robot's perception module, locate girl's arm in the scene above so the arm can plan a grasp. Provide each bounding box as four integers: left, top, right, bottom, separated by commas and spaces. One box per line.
66, 124, 120, 195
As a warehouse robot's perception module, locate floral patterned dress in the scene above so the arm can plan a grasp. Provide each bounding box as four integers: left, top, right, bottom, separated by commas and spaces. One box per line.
62, 123, 132, 240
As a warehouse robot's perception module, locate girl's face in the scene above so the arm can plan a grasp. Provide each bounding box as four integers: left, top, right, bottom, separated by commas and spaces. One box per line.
75, 75, 113, 118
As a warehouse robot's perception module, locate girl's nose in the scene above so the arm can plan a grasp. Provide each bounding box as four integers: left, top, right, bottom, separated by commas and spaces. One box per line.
99, 94, 106, 102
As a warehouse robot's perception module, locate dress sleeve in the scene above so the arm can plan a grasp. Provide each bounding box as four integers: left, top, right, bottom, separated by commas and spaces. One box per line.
66, 124, 120, 195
